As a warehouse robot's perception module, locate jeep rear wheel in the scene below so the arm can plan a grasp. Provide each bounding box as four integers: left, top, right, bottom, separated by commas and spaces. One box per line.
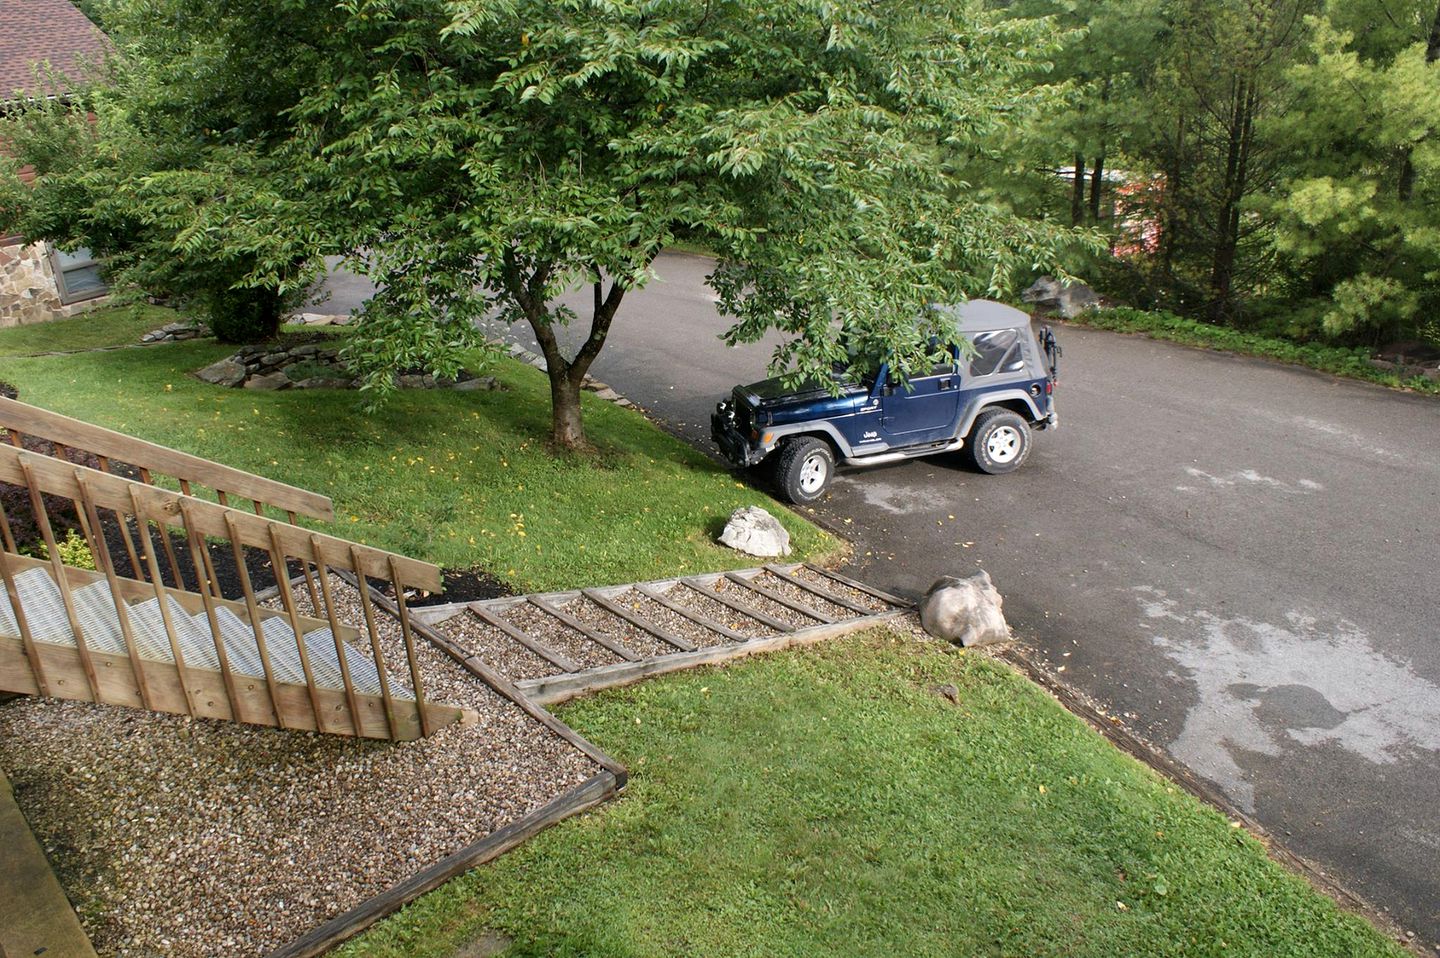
966, 409, 1031, 475
775, 437, 835, 503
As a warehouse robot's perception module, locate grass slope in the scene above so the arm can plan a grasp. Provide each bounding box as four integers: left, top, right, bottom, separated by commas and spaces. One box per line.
339, 630, 1400, 958
0, 304, 180, 358
0, 337, 834, 591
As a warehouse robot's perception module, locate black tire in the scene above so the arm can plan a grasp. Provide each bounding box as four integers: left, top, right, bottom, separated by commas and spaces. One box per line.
774, 436, 835, 503
965, 408, 1031, 475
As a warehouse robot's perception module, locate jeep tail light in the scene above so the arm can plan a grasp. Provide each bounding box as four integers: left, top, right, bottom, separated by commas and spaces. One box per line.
1045, 380, 1053, 394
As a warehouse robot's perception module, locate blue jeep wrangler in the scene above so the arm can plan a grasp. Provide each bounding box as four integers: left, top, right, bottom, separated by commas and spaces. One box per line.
711, 300, 1060, 503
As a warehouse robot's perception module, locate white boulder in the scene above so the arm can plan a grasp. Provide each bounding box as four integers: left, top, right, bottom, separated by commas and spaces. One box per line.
718, 506, 792, 558
919, 570, 1009, 647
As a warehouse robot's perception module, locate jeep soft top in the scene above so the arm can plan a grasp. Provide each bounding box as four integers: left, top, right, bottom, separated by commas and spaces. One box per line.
712, 300, 1060, 503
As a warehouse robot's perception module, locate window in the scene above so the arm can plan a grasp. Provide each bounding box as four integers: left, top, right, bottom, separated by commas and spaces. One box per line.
48, 246, 107, 304
967, 329, 1026, 377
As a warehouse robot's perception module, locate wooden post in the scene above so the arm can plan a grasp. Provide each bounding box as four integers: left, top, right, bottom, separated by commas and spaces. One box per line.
130, 487, 199, 717
179, 501, 245, 723
349, 548, 398, 740
389, 557, 431, 738
19, 458, 102, 702
76, 475, 154, 711
266, 525, 327, 733
0, 533, 49, 696
310, 536, 363, 738
226, 513, 288, 729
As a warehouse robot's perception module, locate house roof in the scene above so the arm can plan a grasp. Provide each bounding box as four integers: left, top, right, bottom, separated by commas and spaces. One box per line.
0, 0, 111, 100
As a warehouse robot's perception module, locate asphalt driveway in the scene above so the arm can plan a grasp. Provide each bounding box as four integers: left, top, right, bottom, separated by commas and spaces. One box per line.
319, 252, 1440, 945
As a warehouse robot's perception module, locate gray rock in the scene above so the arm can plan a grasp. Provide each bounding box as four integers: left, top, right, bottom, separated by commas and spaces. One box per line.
195, 359, 248, 387
717, 506, 792, 558
1022, 276, 1101, 318
290, 377, 351, 390
258, 352, 288, 367
593, 387, 622, 403
450, 376, 500, 391
918, 570, 1009, 648
396, 374, 427, 389
244, 371, 291, 390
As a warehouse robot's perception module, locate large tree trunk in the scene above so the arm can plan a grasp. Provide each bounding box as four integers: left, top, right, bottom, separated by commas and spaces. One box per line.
507, 256, 627, 451
1071, 153, 1087, 226
1398, 0, 1440, 202
1089, 150, 1106, 222
548, 372, 586, 449
1208, 80, 1256, 324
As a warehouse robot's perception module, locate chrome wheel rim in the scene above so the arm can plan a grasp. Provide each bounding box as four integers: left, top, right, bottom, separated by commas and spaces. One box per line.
799, 453, 828, 493
986, 426, 1022, 463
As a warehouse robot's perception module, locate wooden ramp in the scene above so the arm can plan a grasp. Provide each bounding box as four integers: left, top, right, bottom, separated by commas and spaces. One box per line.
0, 398, 474, 741
413, 564, 911, 705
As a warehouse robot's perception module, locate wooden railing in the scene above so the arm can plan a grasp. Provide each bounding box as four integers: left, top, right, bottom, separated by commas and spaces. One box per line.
0, 400, 474, 741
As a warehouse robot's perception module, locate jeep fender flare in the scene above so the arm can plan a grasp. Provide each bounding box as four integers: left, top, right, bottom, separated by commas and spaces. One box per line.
957, 390, 1044, 439
761, 421, 856, 459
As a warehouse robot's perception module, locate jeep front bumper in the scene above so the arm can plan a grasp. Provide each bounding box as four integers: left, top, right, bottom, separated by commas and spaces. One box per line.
711, 401, 770, 468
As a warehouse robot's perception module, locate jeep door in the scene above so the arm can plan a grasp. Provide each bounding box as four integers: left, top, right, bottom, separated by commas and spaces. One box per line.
878, 352, 962, 446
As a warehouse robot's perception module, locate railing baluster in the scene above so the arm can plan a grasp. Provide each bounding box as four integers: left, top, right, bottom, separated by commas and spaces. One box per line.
225, 513, 288, 730
389, 557, 431, 737
266, 525, 327, 733
311, 536, 363, 737
180, 501, 243, 723
349, 548, 398, 739
75, 475, 154, 711
0, 484, 17, 556
19, 458, 102, 703
137, 466, 188, 589
129, 487, 199, 717
0, 500, 49, 696
97, 458, 145, 581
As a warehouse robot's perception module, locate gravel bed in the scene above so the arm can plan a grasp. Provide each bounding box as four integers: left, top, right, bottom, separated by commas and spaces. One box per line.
497, 600, 623, 671
433, 609, 564, 682
606, 589, 734, 649
791, 566, 893, 613
709, 576, 825, 629
559, 597, 676, 659
750, 571, 866, 622
0, 577, 597, 958
662, 583, 779, 636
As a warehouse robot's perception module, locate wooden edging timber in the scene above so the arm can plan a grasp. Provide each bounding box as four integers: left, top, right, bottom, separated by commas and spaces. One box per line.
514, 610, 910, 706
345, 573, 625, 780
264, 770, 619, 958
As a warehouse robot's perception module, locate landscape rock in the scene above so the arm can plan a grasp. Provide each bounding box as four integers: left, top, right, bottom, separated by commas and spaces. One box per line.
244, 372, 291, 390
290, 377, 351, 390
918, 570, 1009, 648
450, 376, 501, 391
717, 506, 792, 557
194, 359, 248, 388
1022, 276, 1102, 319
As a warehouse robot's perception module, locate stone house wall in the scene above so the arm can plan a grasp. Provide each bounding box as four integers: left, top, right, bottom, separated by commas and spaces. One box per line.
0, 240, 104, 328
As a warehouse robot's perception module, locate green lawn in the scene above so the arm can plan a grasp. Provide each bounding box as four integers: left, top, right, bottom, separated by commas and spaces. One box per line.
0, 328, 835, 592
337, 629, 1400, 958
0, 303, 181, 357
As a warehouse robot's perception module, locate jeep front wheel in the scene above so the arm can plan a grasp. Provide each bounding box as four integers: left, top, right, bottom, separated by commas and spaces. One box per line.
966, 409, 1031, 475
775, 437, 835, 503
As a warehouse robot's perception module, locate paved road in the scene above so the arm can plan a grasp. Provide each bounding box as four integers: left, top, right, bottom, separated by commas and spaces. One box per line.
320, 252, 1440, 944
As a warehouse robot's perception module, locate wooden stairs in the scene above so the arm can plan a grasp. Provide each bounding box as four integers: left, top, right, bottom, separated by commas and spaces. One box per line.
415, 563, 912, 705
0, 397, 473, 740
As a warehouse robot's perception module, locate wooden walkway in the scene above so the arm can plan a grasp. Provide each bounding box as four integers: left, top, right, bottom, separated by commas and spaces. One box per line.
413, 564, 912, 705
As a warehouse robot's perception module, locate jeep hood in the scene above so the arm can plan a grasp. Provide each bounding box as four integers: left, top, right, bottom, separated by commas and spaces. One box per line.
737, 375, 862, 409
